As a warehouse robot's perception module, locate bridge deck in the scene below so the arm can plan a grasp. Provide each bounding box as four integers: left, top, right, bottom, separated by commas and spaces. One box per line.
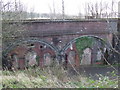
3, 18, 118, 23
3, 19, 118, 37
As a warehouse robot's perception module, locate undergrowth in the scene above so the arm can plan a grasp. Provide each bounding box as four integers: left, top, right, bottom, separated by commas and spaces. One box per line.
1, 66, 119, 88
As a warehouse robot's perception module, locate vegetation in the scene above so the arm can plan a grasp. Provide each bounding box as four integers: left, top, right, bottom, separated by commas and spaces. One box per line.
75, 37, 94, 58
1, 0, 119, 89
2, 11, 40, 20
1, 66, 118, 88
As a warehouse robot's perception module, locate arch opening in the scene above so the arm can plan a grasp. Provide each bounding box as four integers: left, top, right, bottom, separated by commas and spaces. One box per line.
62, 35, 111, 67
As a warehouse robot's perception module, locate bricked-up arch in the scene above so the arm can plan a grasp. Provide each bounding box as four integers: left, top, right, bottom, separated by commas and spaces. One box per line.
62, 35, 112, 67
2, 38, 59, 69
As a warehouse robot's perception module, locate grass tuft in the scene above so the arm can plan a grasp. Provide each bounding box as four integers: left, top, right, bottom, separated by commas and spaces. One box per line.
1, 66, 119, 88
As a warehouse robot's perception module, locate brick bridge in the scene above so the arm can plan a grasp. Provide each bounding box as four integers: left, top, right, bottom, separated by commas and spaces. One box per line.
3, 19, 119, 69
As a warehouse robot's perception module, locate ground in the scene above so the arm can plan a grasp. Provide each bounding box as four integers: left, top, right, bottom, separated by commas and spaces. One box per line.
1, 65, 119, 88
68, 65, 119, 80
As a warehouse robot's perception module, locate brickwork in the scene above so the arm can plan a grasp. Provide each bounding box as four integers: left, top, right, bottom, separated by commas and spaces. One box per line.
3, 19, 119, 69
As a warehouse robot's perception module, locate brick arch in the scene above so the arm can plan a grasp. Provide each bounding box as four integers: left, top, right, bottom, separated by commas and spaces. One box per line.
62, 35, 110, 52
4, 38, 58, 56
3, 38, 58, 69
62, 35, 111, 67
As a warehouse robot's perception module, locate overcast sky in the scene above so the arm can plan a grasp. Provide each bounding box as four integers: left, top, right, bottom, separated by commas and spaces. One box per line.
3, 0, 120, 15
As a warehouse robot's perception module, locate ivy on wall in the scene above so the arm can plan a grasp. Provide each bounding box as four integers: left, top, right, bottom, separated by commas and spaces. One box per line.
75, 37, 95, 59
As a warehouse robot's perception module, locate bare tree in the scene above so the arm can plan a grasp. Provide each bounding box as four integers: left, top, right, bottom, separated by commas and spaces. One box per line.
1, 0, 28, 49
53, 0, 56, 19
0, 0, 2, 70
2, 0, 28, 20
118, 1, 120, 18
62, 0, 65, 20
84, 0, 118, 19
48, 0, 56, 19
82, 1, 120, 66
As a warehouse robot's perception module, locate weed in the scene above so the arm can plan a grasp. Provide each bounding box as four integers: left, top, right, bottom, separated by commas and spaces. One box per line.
1, 66, 119, 88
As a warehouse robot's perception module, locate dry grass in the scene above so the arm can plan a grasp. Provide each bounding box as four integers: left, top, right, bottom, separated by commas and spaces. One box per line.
1, 65, 119, 88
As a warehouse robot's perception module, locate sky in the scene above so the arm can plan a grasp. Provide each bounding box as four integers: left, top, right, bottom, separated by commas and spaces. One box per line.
3, 0, 120, 16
